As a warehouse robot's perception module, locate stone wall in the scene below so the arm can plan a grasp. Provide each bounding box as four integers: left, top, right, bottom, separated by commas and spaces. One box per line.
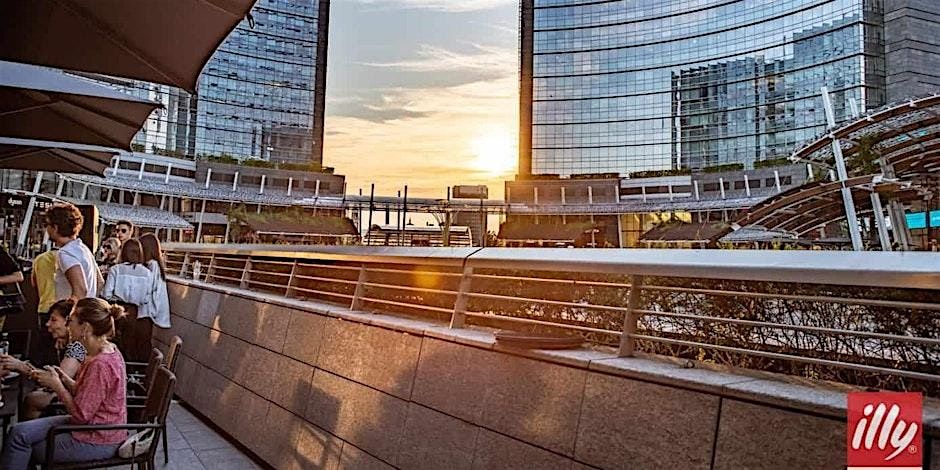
155, 279, 940, 470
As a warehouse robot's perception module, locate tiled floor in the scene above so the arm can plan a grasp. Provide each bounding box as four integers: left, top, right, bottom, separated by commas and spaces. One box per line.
159, 402, 264, 470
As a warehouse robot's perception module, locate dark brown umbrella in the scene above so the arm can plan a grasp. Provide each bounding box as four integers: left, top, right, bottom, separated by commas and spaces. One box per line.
1, 61, 160, 149
0, 137, 117, 175
0, 0, 256, 93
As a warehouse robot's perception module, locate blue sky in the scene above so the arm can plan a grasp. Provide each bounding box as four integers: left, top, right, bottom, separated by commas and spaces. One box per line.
323, 0, 519, 198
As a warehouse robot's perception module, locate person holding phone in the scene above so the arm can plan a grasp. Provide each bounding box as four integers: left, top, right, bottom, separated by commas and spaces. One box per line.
0, 299, 84, 420
0, 298, 127, 469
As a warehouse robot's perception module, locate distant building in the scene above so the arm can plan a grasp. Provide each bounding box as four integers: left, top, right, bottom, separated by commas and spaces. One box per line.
101, 0, 330, 167
519, 0, 939, 177
511, 0, 940, 247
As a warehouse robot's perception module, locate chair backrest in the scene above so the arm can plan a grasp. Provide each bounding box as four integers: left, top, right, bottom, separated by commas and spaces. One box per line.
141, 365, 176, 425
165, 336, 182, 373
143, 348, 164, 393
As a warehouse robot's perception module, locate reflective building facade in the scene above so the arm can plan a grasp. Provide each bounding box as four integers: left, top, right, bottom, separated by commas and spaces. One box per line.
106, 0, 330, 167
520, 0, 893, 176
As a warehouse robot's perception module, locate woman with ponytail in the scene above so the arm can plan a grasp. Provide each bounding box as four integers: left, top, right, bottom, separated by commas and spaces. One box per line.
0, 298, 128, 468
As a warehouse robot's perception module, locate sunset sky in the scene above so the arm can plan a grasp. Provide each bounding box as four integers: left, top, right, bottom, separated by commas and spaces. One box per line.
323, 0, 519, 199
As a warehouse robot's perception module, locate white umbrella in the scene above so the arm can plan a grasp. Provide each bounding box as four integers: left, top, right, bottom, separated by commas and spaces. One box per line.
1, 61, 160, 149
0, 0, 256, 93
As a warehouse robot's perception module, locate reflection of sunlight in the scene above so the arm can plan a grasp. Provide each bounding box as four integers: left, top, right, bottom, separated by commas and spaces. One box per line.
471, 130, 516, 176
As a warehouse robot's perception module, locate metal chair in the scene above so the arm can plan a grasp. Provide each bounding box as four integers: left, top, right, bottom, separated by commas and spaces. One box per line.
165, 336, 182, 373
41, 365, 176, 470
127, 348, 164, 400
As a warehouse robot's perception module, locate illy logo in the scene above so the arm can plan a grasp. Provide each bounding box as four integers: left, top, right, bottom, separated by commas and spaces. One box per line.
847, 392, 922, 469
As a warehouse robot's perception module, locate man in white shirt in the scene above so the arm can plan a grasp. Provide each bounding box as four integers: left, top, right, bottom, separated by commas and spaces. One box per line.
44, 204, 102, 301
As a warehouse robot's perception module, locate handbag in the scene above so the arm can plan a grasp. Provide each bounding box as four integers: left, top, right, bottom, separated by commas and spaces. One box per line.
0, 283, 24, 317
117, 428, 155, 458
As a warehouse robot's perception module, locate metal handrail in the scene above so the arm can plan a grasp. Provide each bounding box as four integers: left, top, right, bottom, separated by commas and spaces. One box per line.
163, 244, 940, 392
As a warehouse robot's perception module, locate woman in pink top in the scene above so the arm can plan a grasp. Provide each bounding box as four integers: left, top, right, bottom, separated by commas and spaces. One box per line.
0, 298, 128, 469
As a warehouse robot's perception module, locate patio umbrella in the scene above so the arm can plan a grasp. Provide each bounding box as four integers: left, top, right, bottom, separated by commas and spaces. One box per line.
0, 137, 118, 175
0, 0, 256, 93
0, 61, 161, 149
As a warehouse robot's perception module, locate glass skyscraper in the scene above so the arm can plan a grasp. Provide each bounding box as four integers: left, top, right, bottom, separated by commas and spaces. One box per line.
107, 0, 329, 167
519, 0, 893, 177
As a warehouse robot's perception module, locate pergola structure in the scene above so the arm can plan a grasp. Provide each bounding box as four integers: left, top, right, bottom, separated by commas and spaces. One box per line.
732, 93, 940, 250
733, 175, 926, 243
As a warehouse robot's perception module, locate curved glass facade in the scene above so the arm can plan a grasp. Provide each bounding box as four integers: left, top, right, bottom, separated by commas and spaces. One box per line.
108, 0, 328, 167
523, 0, 886, 176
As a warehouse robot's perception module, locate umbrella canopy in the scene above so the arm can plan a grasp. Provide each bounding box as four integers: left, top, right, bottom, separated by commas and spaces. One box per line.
0, 137, 117, 175
0, 0, 256, 92
0, 61, 160, 149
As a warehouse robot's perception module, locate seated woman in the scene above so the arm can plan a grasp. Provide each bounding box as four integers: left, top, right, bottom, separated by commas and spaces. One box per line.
0, 298, 128, 469
0, 299, 85, 420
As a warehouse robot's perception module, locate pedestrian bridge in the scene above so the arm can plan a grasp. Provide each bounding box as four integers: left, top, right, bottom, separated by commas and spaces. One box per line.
155, 245, 940, 469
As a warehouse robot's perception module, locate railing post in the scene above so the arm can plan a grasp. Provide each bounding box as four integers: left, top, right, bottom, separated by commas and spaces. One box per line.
239, 257, 252, 289
285, 260, 299, 297
350, 265, 369, 310
206, 254, 217, 283
618, 275, 644, 357
450, 265, 474, 329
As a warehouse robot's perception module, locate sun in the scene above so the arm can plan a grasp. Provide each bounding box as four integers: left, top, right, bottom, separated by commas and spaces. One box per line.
470, 130, 516, 176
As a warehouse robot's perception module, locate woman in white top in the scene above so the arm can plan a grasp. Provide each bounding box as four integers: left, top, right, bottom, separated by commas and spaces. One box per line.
44, 204, 101, 301
102, 239, 154, 362
138, 233, 170, 329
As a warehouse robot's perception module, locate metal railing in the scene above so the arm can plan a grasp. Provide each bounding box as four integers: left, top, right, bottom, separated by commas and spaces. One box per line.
164, 244, 940, 395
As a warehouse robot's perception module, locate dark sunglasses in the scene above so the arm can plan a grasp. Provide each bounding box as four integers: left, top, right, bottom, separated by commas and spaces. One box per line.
117, 228, 129, 234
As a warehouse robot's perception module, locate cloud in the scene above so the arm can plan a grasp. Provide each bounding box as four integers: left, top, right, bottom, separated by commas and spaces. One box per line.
324, 74, 518, 198
361, 43, 515, 77
351, 0, 515, 12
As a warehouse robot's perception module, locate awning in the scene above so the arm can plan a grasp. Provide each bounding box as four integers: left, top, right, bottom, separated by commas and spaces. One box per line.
790, 94, 940, 180
497, 220, 598, 242
733, 175, 926, 237
0, 0, 256, 92
246, 217, 359, 237
64, 198, 193, 230
0, 61, 160, 149
0, 137, 118, 174
639, 221, 730, 245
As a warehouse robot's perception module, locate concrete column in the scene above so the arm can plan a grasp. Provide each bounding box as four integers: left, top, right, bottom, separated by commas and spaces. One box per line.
232, 171, 239, 192
743, 174, 751, 197
204, 168, 212, 189
55, 176, 65, 196
195, 199, 207, 243
165, 164, 172, 184
288, 177, 293, 196
719, 178, 726, 199
315, 179, 321, 198
774, 170, 782, 192
588, 186, 593, 204
641, 185, 647, 202
138, 158, 146, 180
259, 175, 266, 195
693, 181, 700, 200
560, 187, 566, 205
668, 184, 674, 201
81, 183, 89, 199
533, 187, 539, 205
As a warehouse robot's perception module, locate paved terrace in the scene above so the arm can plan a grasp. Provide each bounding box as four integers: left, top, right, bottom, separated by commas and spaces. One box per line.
154, 245, 940, 470
163, 402, 262, 470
